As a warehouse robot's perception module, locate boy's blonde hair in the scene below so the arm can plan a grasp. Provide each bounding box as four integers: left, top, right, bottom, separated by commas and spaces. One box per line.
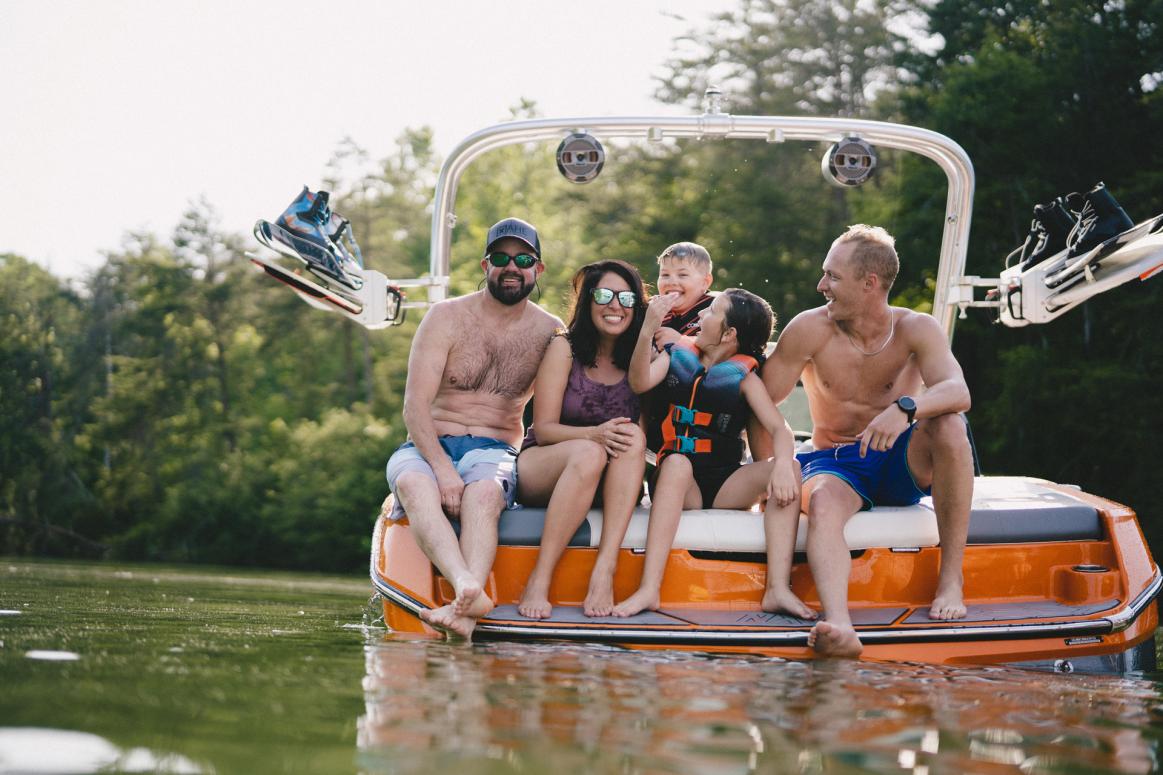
834, 224, 899, 290
657, 242, 712, 274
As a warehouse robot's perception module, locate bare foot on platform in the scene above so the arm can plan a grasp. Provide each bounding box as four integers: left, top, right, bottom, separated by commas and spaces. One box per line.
761, 587, 818, 620
420, 604, 478, 639
517, 581, 552, 619
929, 579, 967, 620
463, 591, 494, 620
612, 588, 659, 618
807, 620, 863, 658
451, 576, 489, 618
583, 573, 615, 617
421, 585, 494, 639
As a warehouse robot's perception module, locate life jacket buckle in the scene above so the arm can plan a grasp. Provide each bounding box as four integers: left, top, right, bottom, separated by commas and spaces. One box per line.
672, 406, 712, 426
665, 436, 711, 455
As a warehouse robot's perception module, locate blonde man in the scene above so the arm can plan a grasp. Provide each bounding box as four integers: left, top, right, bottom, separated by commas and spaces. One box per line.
760, 225, 974, 657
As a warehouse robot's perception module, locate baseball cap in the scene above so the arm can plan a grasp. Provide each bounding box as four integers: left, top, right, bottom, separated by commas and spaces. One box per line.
485, 217, 540, 257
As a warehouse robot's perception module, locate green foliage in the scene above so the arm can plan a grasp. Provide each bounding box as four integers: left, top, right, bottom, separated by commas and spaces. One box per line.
0, 255, 99, 555
898, 0, 1163, 550
657, 0, 910, 116
968, 282, 1163, 545
260, 408, 395, 571
4, 0, 1161, 567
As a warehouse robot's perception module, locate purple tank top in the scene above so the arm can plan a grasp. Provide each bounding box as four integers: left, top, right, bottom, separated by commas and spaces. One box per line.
523, 358, 640, 449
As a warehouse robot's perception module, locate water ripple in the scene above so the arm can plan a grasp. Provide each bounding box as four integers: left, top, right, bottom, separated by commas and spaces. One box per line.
357, 636, 1163, 774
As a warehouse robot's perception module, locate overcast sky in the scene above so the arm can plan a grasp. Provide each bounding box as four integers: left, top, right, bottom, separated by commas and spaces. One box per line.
1, 0, 735, 280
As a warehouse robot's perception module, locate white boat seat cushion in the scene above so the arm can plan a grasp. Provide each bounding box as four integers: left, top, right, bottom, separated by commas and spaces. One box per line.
493, 476, 1101, 552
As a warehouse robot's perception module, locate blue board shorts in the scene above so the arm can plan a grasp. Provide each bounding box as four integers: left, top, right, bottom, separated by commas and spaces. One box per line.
795, 424, 929, 510
385, 435, 518, 521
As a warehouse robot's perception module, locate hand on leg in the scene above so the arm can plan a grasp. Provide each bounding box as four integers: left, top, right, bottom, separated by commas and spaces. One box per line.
396, 472, 488, 637
515, 442, 606, 618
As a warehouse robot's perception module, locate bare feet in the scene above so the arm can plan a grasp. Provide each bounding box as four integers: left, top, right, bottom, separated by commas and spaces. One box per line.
929, 578, 967, 620
517, 579, 552, 619
422, 577, 494, 639
612, 588, 659, 618
419, 604, 478, 639
807, 620, 863, 658
451, 576, 489, 618
583, 572, 615, 617
761, 587, 818, 620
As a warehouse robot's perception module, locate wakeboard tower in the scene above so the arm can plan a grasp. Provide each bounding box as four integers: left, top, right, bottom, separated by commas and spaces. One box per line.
359, 95, 1161, 673
247, 186, 407, 329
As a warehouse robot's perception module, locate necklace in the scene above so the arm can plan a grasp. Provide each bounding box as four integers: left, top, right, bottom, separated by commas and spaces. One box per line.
845, 313, 895, 356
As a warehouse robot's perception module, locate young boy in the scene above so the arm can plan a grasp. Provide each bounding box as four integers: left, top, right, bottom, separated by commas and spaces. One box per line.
653, 242, 715, 342
646, 242, 716, 455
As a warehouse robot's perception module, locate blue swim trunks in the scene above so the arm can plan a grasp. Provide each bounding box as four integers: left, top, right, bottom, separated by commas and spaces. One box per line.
795, 424, 929, 510
385, 435, 518, 521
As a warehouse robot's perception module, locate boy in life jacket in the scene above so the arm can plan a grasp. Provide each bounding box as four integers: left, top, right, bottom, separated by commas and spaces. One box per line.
654, 242, 715, 338
646, 242, 716, 456
614, 288, 812, 619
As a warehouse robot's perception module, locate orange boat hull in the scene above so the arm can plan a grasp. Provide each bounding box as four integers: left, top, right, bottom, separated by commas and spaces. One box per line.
371, 480, 1159, 672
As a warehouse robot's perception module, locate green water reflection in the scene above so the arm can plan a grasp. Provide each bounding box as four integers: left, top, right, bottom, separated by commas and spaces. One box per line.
1, 560, 368, 773
3, 560, 1163, 774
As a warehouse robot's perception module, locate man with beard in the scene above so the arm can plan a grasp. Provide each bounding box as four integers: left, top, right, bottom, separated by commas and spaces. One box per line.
385, 217, 562, 639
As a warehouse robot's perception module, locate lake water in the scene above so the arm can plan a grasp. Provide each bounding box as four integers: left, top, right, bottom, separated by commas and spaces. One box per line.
2, 560, 1161, 774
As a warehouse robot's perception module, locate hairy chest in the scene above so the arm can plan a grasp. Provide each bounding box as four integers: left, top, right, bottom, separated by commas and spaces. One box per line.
443, 326, 546, 399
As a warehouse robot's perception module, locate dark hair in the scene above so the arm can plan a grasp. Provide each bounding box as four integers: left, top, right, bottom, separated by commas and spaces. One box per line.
722, 288, 775, 365
567, 260, 648, 370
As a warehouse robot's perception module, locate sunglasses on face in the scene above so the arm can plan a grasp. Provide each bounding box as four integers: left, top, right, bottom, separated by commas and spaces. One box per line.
591, 287, 637, 308
487, 252, 539, 269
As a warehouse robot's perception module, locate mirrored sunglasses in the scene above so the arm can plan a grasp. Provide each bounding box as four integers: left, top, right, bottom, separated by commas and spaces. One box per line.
487, 252, 539, 269
591, 288, 637, 308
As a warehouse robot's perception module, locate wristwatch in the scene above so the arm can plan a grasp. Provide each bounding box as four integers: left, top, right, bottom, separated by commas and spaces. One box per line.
894, 395, 917, 424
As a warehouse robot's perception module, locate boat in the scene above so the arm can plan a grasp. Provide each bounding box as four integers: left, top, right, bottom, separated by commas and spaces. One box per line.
365, 95, 1162, 672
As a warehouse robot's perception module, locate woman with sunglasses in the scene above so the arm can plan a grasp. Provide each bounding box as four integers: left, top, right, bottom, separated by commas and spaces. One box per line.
516, 260, 649, 619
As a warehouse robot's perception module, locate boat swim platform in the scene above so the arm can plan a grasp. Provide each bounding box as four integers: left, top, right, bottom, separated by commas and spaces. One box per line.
483, 597, 1121, 631
372, 475, 1160, 668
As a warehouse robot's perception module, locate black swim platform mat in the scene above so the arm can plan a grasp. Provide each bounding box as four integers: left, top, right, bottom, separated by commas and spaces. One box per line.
662, 607, 906, 627
482, 604, 907, 628
903, 598, 1119, 624
484, 604, 682, 626
481, 599, 1120, 631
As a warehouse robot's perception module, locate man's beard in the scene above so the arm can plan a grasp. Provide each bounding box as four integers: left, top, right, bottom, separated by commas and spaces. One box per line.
487, 272, 534, 305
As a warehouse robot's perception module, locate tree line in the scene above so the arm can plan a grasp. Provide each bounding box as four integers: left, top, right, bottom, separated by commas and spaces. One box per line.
3, 0, 1161, 571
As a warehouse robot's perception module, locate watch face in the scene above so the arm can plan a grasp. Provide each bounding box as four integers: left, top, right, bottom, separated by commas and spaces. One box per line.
898, 396, 916, 412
